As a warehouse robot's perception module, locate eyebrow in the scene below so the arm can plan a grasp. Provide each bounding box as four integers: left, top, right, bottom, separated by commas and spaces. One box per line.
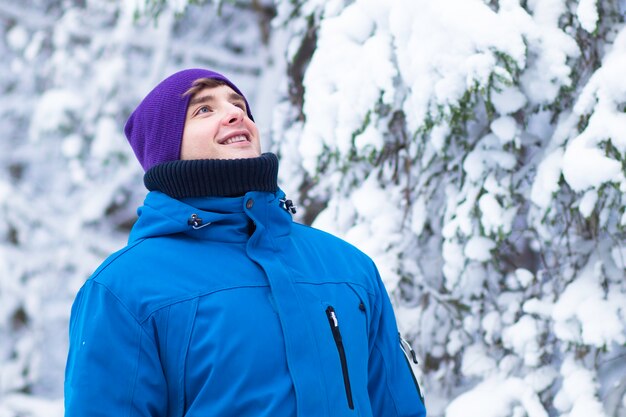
188, 92, 246, 107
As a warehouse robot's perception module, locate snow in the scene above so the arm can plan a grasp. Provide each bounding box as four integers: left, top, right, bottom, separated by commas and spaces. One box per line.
445, 328, 463, 356
430, 124, 450, 154
0, 394, 63, 417
464, 236, 496, 262
523, 298, 554, 317
409, 196, 427, 236
349, 174, 393, 221
524, 366, 559, 393
442, 184, 479, 238
131, 0, 188, 14
481, 311, 501, 343
92, 117, 126, 159
498, 292, 524, 326
490, 116, 517, 145
61, 134, 83, 159
514, 269, 534, 288
390, 0, 527, 132
562, 134, 624, 192
502, 315, 542, 367
442, 239, 465, 289
6, 25, 29, 51
554, 357, 605, 417
28, 89, 84, 142
479, 192, 516, 235
354, 124, 384, 151
462, 135, 517, 182
530, 149, 563, 209
611, 246, 626, 270
526, 110, 554, 141
0, 179, 11, 203
461, 344, 497, 377
576, 0, 599, 33
518, 0, 580, 103
299, 0, 396, 173
552, 257, 626, 347
561, 27, 626, 193
577, 189, 598, 217
446, 375, 548, 417
491, 86, 527, 115
23, 31, 45, 62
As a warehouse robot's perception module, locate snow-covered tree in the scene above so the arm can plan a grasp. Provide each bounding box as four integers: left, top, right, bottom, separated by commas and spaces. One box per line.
272, 1, 626, 416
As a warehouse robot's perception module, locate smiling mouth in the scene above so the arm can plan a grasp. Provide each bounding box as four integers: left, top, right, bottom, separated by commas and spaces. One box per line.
220, 134, 249, 145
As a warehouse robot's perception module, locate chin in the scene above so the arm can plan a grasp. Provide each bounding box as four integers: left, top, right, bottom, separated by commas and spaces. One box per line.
226, 150, 262, 160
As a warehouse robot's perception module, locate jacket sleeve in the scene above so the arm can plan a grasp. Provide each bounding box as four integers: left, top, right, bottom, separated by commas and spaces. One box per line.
64, 280, 167, 417
367, 269, 427, 417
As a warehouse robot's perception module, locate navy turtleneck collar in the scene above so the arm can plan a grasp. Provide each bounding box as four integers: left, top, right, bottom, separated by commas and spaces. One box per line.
144, 153, 279, 199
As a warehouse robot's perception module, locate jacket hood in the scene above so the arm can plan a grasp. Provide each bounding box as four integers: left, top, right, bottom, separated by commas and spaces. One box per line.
128, 189, 289, 244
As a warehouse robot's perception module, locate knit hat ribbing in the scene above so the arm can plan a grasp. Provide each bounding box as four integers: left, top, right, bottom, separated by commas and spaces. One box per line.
124, 68, 253, 171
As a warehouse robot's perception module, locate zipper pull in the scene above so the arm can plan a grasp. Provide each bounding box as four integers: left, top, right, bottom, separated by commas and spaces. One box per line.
399, 333, 418, 364
325, 306, 342, 339
326, 306, 338, 327
329, 310, 338, 327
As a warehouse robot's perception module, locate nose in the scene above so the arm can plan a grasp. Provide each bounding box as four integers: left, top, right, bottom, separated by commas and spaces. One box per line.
222, 104, 245, 125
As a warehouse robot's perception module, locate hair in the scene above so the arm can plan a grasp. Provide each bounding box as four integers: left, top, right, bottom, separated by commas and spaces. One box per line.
182, 78, 229, 97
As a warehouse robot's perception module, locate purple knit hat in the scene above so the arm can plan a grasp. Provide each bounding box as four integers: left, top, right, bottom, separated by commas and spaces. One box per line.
124, 68, 253, 171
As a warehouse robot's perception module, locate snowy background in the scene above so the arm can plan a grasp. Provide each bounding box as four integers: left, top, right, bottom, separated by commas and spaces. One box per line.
1, 0, 625, 416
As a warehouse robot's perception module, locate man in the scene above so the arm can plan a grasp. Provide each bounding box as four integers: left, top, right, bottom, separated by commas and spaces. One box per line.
64, 68, 426, 417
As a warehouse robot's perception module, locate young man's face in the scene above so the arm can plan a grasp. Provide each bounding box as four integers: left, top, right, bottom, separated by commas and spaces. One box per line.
180, 85, 261, 161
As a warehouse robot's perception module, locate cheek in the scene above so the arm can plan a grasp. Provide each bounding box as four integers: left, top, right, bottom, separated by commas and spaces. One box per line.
246, 120, 260, 139
248, 123, 262, 152
180, 126, 207, 158
183, 122, 215, 145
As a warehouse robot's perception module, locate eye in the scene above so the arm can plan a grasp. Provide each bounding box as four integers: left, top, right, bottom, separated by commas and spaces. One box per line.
234, 102, 246, 111
196, 105, 211, 115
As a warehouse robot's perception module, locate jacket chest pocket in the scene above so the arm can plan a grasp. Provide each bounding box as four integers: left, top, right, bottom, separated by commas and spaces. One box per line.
294, 282, 369, 413
318, 295, 368, 415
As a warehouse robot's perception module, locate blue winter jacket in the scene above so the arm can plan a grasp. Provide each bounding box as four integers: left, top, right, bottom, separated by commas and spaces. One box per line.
65, 189, 426, 417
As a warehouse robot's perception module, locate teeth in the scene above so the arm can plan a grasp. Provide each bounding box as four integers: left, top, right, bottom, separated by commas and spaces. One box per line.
223, 135, 247, 145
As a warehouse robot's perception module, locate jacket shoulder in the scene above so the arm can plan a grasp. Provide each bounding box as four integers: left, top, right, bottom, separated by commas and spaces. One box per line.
89, 239, 145, 283
85, 237, 195, 322
292, 223, 371, 260
289, 223, 378, 293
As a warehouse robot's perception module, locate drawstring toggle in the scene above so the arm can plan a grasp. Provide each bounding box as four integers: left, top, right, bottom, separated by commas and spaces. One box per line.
280, 198, 297, 214
188, 213, 211, 230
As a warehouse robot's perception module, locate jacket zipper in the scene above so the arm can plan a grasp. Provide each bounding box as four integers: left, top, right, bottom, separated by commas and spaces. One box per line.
325, 306, 355, 410
399, 333, 424, 402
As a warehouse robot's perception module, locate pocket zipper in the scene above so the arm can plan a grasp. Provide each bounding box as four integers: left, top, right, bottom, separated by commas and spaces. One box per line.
399, 333, 418, 364
399, 333, 424, 402
325, 306, 355, 410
